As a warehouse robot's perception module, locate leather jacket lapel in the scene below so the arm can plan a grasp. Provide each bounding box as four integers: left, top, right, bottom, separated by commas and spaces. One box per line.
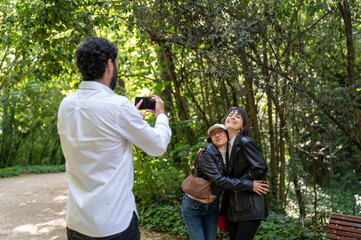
229, 134, 241, 172
209, 143, 227, 172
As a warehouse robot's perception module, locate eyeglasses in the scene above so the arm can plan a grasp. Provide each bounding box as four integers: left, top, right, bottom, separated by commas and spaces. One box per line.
210, 129, 226, 137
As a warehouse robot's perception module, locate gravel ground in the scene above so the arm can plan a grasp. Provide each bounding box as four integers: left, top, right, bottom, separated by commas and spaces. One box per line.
0, 172, 176, 240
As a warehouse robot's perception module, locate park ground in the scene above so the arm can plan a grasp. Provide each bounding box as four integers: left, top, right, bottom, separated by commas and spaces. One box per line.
0, 172, 177, 240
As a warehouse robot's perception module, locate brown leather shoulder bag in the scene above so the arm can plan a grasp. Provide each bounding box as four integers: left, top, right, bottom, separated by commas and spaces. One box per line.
181, 149, 212, 199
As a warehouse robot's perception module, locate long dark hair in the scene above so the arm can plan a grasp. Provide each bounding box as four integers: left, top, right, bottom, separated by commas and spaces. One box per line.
223, 107, 254, 139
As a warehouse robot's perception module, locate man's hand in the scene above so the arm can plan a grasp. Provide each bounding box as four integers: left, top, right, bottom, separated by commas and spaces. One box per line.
253, 180, 269, 196
135, 99, 146, 120
147, 95, 165, 117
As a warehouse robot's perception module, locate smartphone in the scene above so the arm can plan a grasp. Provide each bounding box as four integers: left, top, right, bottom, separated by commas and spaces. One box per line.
135, 97, 156, 110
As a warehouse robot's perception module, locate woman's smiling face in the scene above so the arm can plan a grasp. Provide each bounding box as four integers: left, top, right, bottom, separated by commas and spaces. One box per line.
225, 110, 243, 133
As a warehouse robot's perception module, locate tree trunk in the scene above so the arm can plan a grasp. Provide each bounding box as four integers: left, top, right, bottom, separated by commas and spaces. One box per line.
268, 79, 294, 211
196, 54, 213, 124
338, 0, 361, 169
294, 177, 306, 226
159, 42, 190, 121
221, 79, 231, 114
0, 89, 16, 167
311, 124, 318, 221
181, 67, 208, 125
261, 39, 278, 204
239, 51, 261, 145
279, 123, 286, 206
225, 78, 238, 106
155, 42, 193, 162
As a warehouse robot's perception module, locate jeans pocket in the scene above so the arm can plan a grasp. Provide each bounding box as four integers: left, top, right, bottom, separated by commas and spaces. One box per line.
182, 195, 201, 210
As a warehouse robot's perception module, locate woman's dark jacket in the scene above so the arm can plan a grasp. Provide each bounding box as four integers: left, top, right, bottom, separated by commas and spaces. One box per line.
195, 143, 253, 198
225, 134, 268, 222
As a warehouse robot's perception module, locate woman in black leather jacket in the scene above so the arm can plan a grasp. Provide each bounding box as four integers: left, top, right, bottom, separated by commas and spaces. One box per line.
181, 124, 269, 240
223, 107, 268, 240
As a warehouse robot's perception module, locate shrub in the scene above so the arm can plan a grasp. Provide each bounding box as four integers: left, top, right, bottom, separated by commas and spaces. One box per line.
137, 203, 188, 238
255, 212, 325, 240
0, 165, 65, 178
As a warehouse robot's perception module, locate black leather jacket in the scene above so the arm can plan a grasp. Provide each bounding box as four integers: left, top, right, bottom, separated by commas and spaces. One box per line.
195, 143, 253, 198
225, 134, 268, 222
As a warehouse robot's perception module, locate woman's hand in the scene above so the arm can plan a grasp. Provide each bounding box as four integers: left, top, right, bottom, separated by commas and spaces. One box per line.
253, 180, 269, 196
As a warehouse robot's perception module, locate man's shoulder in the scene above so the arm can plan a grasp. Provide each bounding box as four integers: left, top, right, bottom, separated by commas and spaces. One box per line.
60, 91, 133, 110
106, 94, 129, 103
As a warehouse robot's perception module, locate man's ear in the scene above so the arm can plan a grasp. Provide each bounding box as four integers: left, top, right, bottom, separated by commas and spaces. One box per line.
106, 59, 114, 73
100, 59, 114, 86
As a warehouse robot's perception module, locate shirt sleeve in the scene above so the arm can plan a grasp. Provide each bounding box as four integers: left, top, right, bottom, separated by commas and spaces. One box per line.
116, 97, 172, 156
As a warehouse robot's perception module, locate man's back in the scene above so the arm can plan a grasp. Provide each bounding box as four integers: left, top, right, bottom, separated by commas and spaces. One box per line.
58, 81, 171, 237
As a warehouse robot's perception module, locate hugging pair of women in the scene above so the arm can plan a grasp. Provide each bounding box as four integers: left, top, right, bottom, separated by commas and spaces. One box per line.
182, 107, 269, 240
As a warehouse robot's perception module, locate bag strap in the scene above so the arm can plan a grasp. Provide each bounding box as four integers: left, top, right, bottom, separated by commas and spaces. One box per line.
191, 148, 203, 175
191, 148, 220, 174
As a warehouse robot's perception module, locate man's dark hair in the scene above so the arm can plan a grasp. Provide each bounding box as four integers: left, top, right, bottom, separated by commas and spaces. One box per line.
75, 37, 118, 80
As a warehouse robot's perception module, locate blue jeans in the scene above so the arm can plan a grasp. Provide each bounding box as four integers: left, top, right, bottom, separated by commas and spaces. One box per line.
182, 194, 219, 240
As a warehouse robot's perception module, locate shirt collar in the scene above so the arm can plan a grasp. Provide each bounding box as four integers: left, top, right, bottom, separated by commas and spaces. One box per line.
79, 81, 114, 95
229, 134, 237, 147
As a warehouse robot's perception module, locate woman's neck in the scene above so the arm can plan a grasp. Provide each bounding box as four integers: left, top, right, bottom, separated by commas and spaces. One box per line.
228, 129, 239, 141
217, 144, 227, 151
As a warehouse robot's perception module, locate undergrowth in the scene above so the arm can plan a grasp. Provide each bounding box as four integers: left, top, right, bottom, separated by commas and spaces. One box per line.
137, 200, 325, 240
0, 165, 65, 178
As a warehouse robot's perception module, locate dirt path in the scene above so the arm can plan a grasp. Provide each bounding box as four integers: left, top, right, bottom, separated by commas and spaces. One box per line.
0, 173, 176, 240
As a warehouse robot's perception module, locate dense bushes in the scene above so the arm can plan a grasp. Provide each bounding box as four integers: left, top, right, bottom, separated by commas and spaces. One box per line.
132, 145, 359, 239
138, 203, 188, 238
255, 212, 324, 239
0, 159, 359, 239
137, 202, 326, 240
0, 165, 65, 178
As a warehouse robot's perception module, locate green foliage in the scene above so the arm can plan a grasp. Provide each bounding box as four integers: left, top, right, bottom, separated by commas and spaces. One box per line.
137, 203, 327, 239
138, 203, 188, 237
133, 147, 186, 206
0, 80, 66, 167
0, 164, 65, 178
255, 212, 324, 240
322, 173, 361, 216
1, 0, 361, 237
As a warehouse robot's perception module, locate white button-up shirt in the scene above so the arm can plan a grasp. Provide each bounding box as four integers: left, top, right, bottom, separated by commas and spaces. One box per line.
57, 81, 172, 237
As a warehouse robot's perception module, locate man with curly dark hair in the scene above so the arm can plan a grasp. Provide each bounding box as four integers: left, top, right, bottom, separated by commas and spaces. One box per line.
75, 37, 119, 90
57, 37, 172, 239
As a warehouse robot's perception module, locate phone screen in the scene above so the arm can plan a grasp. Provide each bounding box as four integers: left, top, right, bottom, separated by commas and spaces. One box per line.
135, 97, 156, 110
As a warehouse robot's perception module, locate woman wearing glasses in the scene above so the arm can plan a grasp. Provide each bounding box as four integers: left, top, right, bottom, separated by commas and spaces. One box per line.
181, 124, 269, 240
